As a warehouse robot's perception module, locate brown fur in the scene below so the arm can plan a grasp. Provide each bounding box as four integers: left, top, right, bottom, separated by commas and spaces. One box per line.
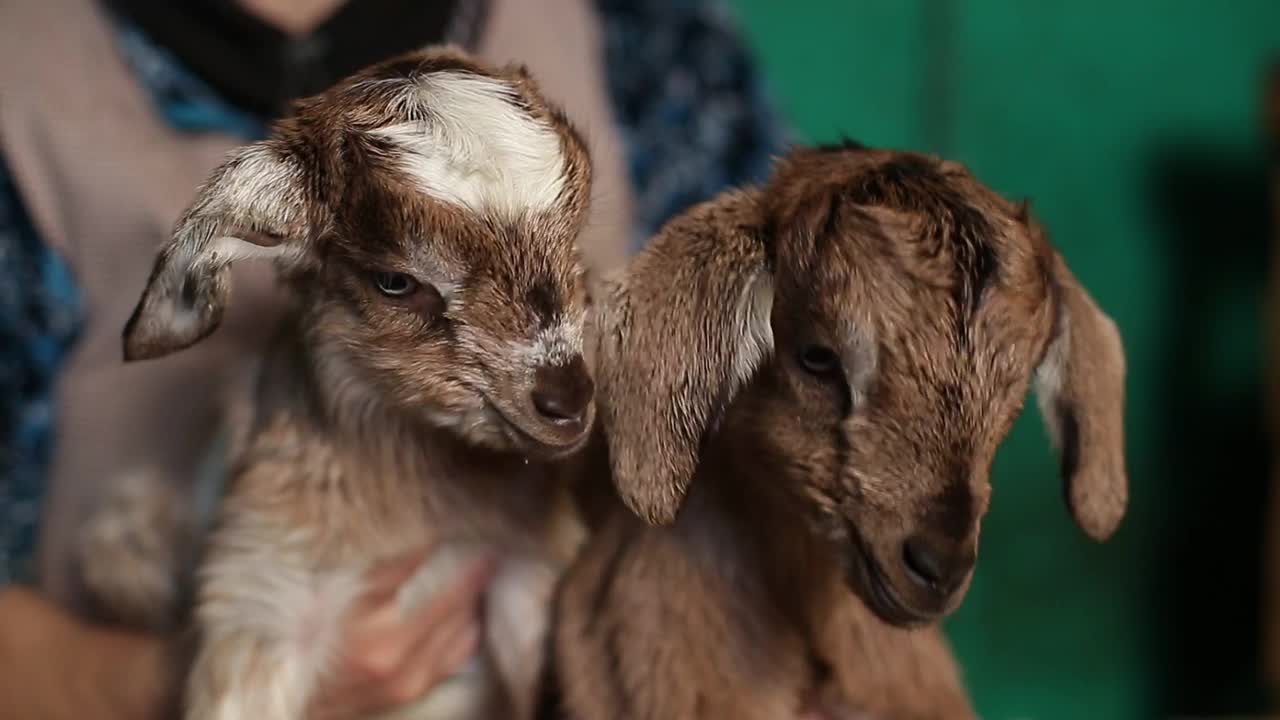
118, 47, 598, 720
549, 143, 1128, 719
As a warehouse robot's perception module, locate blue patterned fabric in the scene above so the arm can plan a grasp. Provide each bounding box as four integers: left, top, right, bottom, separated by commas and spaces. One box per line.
0, 0, 789, 585
112, 20, 270, 140
0, 159, 83, 585
597, 0, 791, 248
0, 21, 265, 587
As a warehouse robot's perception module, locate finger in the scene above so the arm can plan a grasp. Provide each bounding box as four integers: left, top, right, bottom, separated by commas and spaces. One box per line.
345, 590, 480, 685
358, 544, 436, 607
306, 694, 355, 720
416, 608, 478, 679
367, 609, 476, 708
344, 552, 495, 673
402, 555, 498, 634
310, 564, 491, 718
308, 647, 377, 720
306, 674, 367, 720
435, 618, 483, 679
387, 612, 482, 706
358, 552, 493, 647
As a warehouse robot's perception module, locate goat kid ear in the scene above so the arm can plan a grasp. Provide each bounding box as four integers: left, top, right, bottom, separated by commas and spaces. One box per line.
593, 193, 772, 525
123, 142, 310, 362
1032, 240, 1129, 541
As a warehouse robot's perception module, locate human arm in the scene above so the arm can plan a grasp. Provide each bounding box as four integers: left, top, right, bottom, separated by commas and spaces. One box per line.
0, 546, 492, 720
0, 586, 172, 720
0, 155, 489, 718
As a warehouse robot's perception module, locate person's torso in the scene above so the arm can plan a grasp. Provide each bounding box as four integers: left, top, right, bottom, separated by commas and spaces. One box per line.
0, 0, 633, 610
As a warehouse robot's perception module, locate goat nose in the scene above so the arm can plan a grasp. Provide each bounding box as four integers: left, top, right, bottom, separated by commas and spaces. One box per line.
530, 356, 594, 428
901, 534, 971, 596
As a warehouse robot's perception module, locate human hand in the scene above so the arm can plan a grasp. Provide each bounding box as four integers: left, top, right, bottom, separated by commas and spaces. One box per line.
0, 586, 173, 720
305, 544, 498, 720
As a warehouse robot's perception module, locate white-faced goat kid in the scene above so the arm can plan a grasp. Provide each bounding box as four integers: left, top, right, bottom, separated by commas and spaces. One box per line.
549, 145, 1129, 720
121, 49, 598, 720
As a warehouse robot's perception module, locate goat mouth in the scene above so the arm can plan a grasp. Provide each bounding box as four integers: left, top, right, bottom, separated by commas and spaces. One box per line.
483, 399, 590, 458
845, 533, 937, 628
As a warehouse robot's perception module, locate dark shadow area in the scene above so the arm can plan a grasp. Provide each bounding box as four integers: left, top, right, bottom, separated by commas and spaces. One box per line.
1148, 142, 1273, 715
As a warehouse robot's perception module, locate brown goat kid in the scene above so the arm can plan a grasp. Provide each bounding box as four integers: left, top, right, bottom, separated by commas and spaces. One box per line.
549, 144, 1128, 719
120, 49, 598, 720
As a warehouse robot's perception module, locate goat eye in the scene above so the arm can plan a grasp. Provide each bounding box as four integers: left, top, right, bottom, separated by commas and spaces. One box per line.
374, 272, 418, 297
798, 345, 841, 376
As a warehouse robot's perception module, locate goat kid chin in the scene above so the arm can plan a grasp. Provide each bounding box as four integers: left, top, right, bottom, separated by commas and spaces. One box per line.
112, 46, 598, 720
550, 143, 1128, 720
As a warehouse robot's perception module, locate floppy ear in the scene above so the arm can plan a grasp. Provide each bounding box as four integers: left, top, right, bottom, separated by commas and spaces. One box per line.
593, 191, 773, 525
122, 142, 310, 362
1033, 242, 1129, 541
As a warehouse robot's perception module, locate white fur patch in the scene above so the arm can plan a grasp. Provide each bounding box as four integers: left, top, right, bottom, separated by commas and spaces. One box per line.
508, 317, 584, 367
213, 144, 305, 228
145, 233, 288, 349
175, 142, 307, 266
148, 141, 303, 344
731, 272, 776, 388
189, 519, 361, 720
371, 663, 492, 720
1034, 308, 1070, 449
394, 540, 487, 614
434, 279, 461, 303
204, 235, 294, 264
844, 319, 879, 410
368, 72, 567, 220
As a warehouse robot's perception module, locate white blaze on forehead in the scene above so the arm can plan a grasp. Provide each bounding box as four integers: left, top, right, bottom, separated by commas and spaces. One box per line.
367, 72, 568, 220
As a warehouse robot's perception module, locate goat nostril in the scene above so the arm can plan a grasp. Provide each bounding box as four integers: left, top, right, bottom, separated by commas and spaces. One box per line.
530, 357, 594, 429
902, 535, 954, 592
531, 388, 584, 425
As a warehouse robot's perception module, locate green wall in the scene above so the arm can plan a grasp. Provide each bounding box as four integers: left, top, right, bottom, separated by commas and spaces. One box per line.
728, 2, 1280, 718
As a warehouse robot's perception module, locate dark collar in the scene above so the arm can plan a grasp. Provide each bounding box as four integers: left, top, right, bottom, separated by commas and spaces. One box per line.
102, 0, 488, 120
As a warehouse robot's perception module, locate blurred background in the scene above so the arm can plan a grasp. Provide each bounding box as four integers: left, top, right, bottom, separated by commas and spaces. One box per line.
2, 1, 1278, 719
723, 1, 1280, 717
